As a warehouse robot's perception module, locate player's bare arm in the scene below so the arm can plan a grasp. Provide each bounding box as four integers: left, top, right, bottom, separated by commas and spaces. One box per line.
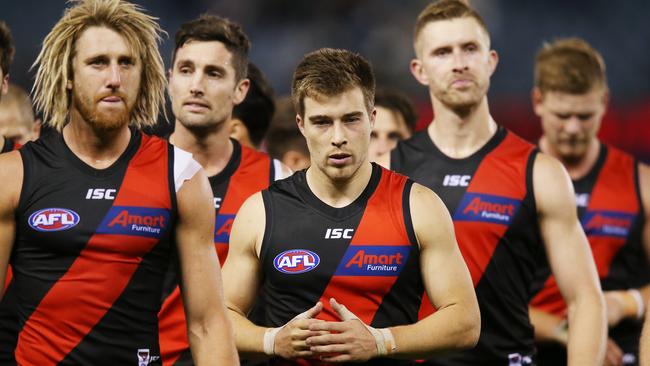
0, 151, 21, 297
176, 168, 238, 365
306, 183, 480, 362
223, 192, 325, 360
534, 153, 606, 365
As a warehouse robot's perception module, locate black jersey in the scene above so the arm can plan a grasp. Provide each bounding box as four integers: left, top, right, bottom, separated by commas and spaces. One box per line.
531, 144, 648, 365
256, 163, 421, 366
392, 127, 542, 365
6, 130, 178, 365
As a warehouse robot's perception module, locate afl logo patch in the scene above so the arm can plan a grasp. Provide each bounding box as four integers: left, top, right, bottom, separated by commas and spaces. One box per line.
274, 249, 320, 274
28, 208, 80, 232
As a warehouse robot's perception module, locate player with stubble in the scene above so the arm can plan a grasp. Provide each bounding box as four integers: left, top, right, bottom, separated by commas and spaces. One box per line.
0, 0, 237, 364
383, 1, 607, 365
529, 38, 650, 366
158, 14, 289, 366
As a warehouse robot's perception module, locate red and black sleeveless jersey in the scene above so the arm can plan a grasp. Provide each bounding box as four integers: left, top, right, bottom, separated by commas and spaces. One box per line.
391, 127, 542, 365
0, 137, 20, 366
2, 130, 177, 366
256, 163, 420, 366
531, 144, 647, 359
158, 139, 277, 366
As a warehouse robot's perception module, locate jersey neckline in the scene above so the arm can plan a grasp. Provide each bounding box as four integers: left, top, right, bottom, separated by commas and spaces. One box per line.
293, 162, 382, 221
208, 138, 242, 186
60, 127, 142, 178
421, 124, 507, 164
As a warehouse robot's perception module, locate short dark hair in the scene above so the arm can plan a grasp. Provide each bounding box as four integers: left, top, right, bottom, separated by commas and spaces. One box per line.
414, 0, 489, 44
172, 14, 250, 81
374, 88, 418, 133
0, 22, 15, 76
291, 48, 375, 117
232, 63, 275, 147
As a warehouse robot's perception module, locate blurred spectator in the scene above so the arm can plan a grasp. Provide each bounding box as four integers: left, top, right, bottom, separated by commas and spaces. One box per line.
0, 83, 40, 144
369, 88, 418, 167
265, 96, 309, 171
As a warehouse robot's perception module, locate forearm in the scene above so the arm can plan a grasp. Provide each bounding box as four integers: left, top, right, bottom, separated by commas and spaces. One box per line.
188, 310, 239, 365
565, 290, 606, 366
641, 306, 650, 366
227, 307, 269, 357
389, 302, 480, 359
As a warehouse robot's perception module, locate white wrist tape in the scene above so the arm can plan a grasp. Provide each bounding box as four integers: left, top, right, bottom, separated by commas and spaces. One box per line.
362, 325, 396, 356
629, 289, 645, 319
263, 327, 282, 356
263, 306, 319, 356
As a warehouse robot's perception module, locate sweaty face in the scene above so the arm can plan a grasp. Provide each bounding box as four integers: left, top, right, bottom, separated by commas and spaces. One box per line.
412, 17, 497, 111
535, 88, 606, 161
369, 106, 411, 162
169, 40, 247, 131
69, 26, 141, 130
298, 87, 375, 182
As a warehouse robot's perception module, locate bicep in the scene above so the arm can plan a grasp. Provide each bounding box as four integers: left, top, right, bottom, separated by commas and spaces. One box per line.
175, 168, 223, 320
411, 184, 475, 310
222, 192, 265, 316
534, 154, 600, 302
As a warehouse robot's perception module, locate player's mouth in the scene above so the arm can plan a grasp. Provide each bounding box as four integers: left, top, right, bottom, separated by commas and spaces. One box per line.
328, 153, 352, 166
183, 99, 211, 112
450, 78, 474, 88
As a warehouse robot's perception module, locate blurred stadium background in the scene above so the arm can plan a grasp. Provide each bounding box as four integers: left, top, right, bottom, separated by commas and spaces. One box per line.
3, 0, 649, 160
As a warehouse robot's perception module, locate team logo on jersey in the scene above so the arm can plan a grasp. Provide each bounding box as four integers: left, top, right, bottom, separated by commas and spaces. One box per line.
97, 206, 170, 239
28, 208, 80, 232
274, 249, 320, 274
582, 210, 635, 238
454, 193, 521, 225
214, 214, 235, 243
335, 245, 410, 276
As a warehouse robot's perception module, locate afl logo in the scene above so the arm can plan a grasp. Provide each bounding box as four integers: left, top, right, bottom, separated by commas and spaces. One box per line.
28, 208, 80, 232
274, 249, 320, 274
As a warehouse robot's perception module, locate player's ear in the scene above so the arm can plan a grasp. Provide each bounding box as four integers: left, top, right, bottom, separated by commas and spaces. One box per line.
233, 78, 251, 105
410, 58, 429, 86
296, 114, 305, 136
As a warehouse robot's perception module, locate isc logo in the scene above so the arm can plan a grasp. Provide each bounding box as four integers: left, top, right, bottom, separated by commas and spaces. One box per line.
273, 249, 320, 274
28, 208, 80, 232
325, 228, 354, 239
85, 188, 116, 200
443, 174, 471, 187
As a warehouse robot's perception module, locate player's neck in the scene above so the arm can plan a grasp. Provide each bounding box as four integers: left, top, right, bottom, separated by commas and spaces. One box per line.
427, 97, 498, 159
306, 161, 373, 208
170, 119, 233, 177
63, 112, 132, 170
539, 137, 601, 180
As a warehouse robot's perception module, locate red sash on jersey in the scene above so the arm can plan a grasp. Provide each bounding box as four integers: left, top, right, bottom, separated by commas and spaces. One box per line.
159, 145, 271, 366
531, 146, 639, 317
315, 168, 413, 323
15, 134, 172, 366
419, 132, 534, 318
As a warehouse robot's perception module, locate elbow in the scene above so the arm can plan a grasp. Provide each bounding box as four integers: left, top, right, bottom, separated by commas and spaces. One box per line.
458, 307, 481, 349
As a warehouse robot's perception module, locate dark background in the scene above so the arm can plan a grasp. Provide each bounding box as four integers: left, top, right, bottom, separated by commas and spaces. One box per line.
3, 0, 649, 160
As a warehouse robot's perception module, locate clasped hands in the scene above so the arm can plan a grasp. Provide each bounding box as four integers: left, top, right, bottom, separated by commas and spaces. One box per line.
267, 298, 394, 362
